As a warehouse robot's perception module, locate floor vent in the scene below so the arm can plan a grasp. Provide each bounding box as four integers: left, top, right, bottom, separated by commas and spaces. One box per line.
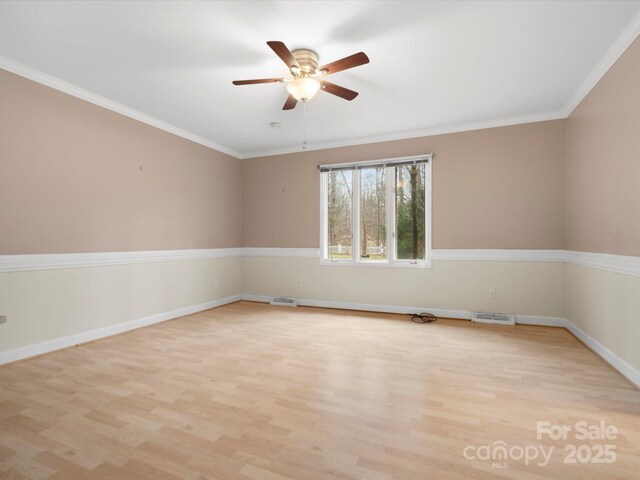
270, 297, 298, 307
471, 312, 516, 325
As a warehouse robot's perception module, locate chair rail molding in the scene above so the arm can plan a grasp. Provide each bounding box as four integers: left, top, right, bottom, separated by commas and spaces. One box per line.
2, 248, 639, 277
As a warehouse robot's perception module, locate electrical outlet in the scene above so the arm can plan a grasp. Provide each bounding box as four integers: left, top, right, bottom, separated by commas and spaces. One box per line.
214, 280, 220, 289
0, 315, 6, 324
489, 288, 496, 299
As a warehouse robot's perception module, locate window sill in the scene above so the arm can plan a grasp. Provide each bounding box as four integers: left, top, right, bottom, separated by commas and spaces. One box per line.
320, 259, 432, 268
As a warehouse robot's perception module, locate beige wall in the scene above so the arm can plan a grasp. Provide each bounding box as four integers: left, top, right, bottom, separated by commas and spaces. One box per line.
566, 36, 640, 257
562, 36, 640, 375
243, 257, 565, 319
0, 257, 242, 355
0, 68, 244, 360
239, 119, 569, 344
0, 69, 242, 254
564, 264, 640, 375
3, 34, 640, 380
242, 120, 566, 249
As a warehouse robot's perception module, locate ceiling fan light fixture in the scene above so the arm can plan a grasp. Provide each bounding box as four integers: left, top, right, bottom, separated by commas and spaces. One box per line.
233, 41, 369, 109
286, 77, 321, 102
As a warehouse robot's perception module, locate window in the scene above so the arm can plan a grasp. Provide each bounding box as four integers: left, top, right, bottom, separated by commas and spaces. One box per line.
326, 170, 353, 260
320, 155, 431, 266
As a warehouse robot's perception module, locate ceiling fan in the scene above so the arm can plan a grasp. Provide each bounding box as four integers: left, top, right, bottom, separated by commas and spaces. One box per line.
232, 41, 369, 110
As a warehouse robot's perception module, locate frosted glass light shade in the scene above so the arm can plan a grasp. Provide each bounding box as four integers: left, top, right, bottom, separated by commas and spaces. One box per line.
286, 77, 321, 102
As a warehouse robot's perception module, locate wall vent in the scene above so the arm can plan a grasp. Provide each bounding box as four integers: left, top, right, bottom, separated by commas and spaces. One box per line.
270, 297, 298, 307
471, 312, 516, 325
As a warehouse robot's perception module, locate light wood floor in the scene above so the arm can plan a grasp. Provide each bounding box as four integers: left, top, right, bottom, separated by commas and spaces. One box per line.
1, 301, 639, 479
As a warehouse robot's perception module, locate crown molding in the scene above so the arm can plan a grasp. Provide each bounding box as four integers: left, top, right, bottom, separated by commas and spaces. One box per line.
238, 111, 567, 159
0, 55, 563, 159
0, 56, 242, 159
561, 11, 640, 116
3, 11, 638, 160
244, 14, 640, 159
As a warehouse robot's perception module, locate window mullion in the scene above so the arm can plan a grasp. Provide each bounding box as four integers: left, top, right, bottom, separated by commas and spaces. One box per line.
425, 162, 432, 262
320, 173, 325, 260
352, 170, 360, 264
386, 166, 396, 263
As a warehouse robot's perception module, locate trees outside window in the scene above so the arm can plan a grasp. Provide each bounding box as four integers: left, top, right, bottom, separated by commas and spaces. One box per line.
395, 164, 425, 260
327, 171, 352, 260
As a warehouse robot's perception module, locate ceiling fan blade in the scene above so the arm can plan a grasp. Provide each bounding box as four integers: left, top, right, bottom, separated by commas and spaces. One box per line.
283, 94, 298, 110
320, 81, 359, 101
267, 41, 299, 70
318, 52, 369, 75
232, 78, 284, 85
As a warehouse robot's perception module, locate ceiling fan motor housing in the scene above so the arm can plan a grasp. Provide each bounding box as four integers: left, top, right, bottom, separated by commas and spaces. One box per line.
291, 49, 319, 75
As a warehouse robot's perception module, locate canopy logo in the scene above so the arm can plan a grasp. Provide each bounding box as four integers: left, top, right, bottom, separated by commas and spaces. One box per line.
463, 441, 553, 468
463, 420, 618, 468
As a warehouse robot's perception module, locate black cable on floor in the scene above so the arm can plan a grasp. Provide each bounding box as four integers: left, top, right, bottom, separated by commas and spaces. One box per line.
410, 312, 437, 323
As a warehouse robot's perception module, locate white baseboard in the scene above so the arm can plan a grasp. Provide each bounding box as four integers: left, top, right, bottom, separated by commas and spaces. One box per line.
565, 321, 640, 389
298, 298, 472, 319
241, 294, 640, 389
241, 294, 563, 323
2, 292, 638, 390
515, 315, 568, 327
0, 294, 242, 366
244, 294, 467, 317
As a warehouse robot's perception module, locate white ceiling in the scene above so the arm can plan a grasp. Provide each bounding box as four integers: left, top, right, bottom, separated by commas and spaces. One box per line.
1, 1, 639, 158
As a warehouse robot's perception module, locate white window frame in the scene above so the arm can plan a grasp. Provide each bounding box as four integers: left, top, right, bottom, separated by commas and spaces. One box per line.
320, 155, 432, 268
